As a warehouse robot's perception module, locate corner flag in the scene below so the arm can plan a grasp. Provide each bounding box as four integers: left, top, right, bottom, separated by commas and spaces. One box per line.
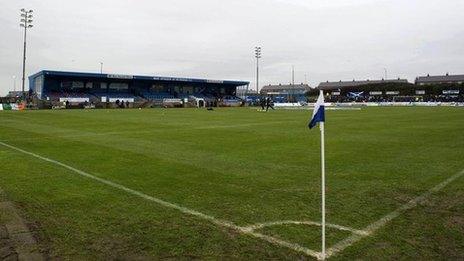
309, 90, 327, 260
308, 90, 325, 129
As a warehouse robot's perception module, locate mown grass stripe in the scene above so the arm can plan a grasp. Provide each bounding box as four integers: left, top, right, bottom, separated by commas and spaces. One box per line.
326, 169, 464, 258
0, 141, 321, 259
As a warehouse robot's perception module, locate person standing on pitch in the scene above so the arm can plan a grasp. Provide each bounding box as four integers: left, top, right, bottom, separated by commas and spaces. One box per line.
266, 97, 275, 111
260, 97, 266, 111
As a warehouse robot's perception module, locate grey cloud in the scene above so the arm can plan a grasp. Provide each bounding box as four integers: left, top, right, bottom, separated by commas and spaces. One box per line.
1, 0, 463, 95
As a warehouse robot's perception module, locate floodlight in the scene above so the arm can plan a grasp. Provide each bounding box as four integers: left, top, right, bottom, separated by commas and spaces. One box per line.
254, 46, 262, 94
18, 8, 35, 100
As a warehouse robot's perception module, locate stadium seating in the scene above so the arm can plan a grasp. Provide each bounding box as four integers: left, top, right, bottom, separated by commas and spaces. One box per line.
220, 95, 242, 106
46, 91, 94, 100
140, 92, 174, 101
90, 91, 140, 102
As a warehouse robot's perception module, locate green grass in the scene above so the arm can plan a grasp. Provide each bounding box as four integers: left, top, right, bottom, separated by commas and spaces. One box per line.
0, 107, 463, 259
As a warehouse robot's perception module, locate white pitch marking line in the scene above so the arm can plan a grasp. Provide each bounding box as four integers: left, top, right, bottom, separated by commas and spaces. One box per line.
325, 169, 464, 259
244, 220, 369, 236
0, 141, 321, 259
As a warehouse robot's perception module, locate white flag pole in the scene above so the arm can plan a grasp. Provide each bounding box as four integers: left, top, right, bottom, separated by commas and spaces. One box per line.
319, 91, 326, 260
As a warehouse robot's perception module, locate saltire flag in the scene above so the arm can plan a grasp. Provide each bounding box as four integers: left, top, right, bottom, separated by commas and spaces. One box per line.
308, 90, 325, 129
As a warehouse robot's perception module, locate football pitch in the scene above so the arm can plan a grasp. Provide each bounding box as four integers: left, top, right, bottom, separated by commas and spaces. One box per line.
0, 107, 463, 260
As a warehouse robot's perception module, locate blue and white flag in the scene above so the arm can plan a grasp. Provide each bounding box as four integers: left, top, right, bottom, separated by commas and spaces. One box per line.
308, 91, 325, 129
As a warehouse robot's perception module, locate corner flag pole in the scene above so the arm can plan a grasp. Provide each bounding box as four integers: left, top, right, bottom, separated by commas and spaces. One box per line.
309, 90, 326, 260
319, 93, 326, 260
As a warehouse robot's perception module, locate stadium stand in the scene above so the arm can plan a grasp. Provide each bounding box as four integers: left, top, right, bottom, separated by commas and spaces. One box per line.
313, 78, 464, 103
28, 70, 248, 108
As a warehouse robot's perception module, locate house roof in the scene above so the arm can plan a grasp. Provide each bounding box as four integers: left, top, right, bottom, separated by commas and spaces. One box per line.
415, 74, 464, 84
29, 70, 249, 86
318, 79, 409, 90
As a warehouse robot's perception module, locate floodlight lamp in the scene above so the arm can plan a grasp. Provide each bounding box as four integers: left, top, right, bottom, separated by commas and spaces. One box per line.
29, 10, 33, 13
28, 25, 33, 28
20, 24, 25, 27
21, 8, 26, 12
28, 19, 33, 22
21, 19, 26, 22
21, 14, 26, 17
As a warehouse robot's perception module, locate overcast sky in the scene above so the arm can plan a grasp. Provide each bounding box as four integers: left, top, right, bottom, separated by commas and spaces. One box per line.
1, 0, 463, 95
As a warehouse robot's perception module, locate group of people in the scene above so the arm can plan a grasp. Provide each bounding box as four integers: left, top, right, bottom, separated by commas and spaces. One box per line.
115, 99, 130, 108
259, 97, 275, 111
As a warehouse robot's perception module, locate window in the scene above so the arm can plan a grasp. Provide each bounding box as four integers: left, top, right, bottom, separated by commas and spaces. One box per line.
34, 76, 43, 98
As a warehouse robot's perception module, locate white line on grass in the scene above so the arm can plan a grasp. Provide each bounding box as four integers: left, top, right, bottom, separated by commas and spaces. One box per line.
4, 140, 462, 260
0, 141, 320, 259
325, 169, 464, 259
244, 220, 368, 236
